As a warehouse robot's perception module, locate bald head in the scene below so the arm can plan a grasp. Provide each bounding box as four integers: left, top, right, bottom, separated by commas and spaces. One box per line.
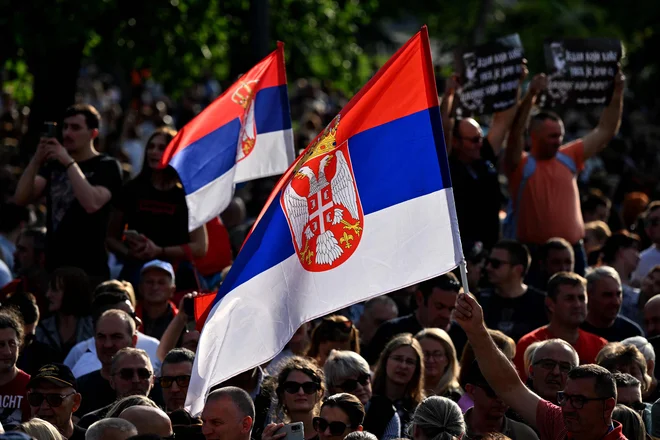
452, 118, 483, 163
644, 295, 660, 337
119, 406, 172, 437
86, 418, 138, 440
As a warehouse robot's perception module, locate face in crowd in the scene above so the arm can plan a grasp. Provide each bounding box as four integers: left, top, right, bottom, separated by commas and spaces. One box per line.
94, 312, 137, 368
416, 288, 457, 331
28, 382, 81, 433
160, 361, 193, 411
557, 376, 616, 436
110, 353, 154, 399
529, 343, 578, 403
587, 276, 623, 324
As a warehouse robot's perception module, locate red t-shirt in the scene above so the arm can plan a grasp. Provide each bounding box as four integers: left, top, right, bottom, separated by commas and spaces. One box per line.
536, 399, 626, 440
515, 326, 608, 380
0, 369, 30, 428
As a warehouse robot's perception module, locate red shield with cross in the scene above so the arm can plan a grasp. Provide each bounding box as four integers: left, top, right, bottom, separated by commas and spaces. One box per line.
281, 140, 364, 272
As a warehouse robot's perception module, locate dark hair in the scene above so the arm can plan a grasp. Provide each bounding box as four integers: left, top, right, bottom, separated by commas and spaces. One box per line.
94, 280, 136, 308
321, 393, 365, 428
530, 110, 563, 130
136, 127, 178, 181
459, 330, 515, 388
0, 307, 25, 345
567, 364, 616, 399
601, 231, 641, 264
612, 404, 645, 440
492, 239, 531, 276
582, 190, 612, 214
92, 291, 134, 323
418, 273, 461, 303
49, 267, 91, 316
539, 237, 574, 262
275, 356, 324, 417
612, 372, 641, 389
4, 293, 39, 326
546, 272, 586, 301
0, 203, 29, 234
163, 348, 195, 368
307, 315, 359, 358
206, 386, 256, 420
64, 104, 101, 130
344, 432, 378, 440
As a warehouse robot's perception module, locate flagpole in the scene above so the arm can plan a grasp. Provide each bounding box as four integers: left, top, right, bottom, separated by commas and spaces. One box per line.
458, 259, 470, 294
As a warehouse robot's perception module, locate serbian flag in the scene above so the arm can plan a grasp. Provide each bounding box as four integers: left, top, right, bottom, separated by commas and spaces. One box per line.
186, 27, 464, 414
161, 43, 295, 230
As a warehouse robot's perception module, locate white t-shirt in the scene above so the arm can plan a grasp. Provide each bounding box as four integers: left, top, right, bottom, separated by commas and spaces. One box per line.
632, 245, 660, 284
64, 332, 161, 377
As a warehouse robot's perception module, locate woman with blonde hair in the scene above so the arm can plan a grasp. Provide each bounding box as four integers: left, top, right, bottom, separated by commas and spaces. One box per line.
415, 328, 461, 400
262, 356, 325, 440
372, 333, 425, 431
17, 417, 64, 440
307, 315, 360, 367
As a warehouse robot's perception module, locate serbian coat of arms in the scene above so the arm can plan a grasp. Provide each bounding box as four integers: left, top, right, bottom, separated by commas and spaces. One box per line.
232, 80, 258, 162
281, 116, 364, 271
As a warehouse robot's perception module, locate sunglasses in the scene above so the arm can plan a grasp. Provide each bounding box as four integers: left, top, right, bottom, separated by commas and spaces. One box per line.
486, 257, 511, 269
282, 381, 320, 395
313, 417, 351, 436
28, 391, 75, 408
457, 135, 484, 144
339, 374, 370, 392
159, 375, 191, 389
116, 368, 152, 381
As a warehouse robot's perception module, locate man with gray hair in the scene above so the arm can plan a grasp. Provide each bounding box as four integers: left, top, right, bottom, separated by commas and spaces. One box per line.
621, 336, 659, 402
86, 418, 138, 440
581, 266, 643, 341
357, 296, 398, 351
202, 386, 255, 440
526, 339, 578, 404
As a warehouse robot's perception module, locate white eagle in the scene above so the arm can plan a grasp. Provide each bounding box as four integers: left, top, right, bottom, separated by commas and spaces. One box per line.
236, 98, 257, 161
283, 150, 359, 265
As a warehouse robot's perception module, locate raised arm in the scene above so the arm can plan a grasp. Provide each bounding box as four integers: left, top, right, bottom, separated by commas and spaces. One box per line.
440, 75, 460, 154
582, 69, 625, 159
504, 74, 547, 175
14, 141, 48, 205
487, 63, 528, 156
454, 292, 541, 428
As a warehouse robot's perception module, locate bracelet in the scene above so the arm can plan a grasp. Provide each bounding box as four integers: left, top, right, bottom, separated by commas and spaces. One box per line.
65, 160, 76, 170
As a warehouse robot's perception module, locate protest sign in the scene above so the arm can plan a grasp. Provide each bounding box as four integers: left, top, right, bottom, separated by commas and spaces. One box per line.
457, 34, 524, 116
540, 38, 622, 108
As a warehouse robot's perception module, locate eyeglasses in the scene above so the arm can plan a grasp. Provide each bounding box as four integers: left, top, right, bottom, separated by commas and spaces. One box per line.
115, 368, 152, 381
282, 381, 321, 395
486, 258, 511, 269
313, 417, 352, 436
28, 391, 75, 408
159, 375, 191, 389
533, 359, 574, 374
557, 391, 608, 409
389, 355, 417, 366
423, 351, 447, 360
339, 374, 370, 392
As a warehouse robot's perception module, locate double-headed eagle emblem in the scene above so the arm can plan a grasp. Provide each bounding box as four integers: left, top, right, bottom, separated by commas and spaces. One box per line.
281, 116, 364, 271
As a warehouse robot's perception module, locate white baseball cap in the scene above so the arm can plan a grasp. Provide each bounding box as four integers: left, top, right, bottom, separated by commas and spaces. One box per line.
140, 260, 175, 283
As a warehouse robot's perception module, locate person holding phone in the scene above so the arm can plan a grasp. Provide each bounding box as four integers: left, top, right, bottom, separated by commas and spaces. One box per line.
14, 105, 123, 283
106, 127, 208, 289
262, 357, 325, 440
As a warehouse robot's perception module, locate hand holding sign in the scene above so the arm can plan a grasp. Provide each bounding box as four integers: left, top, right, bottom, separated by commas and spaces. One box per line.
529, 74, 548, 96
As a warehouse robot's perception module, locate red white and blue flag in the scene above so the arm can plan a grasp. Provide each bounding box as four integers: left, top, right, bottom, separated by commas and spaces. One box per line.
161, 43, 295, 230
186, 27, 464, 414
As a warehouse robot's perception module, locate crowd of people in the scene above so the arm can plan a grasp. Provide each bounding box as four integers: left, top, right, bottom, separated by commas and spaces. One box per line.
0, 49, 657, 440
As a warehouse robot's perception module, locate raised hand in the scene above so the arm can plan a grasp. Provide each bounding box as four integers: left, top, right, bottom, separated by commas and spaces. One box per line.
528, 73, 547, 96
453, 292, 486, 335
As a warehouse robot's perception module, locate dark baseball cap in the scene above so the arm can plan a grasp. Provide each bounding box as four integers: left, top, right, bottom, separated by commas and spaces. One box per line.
27, 363, 77, 389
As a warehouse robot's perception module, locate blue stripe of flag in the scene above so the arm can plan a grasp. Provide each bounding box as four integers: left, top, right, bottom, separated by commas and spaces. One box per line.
255, 85, 292, 135
216, 107, 451, 300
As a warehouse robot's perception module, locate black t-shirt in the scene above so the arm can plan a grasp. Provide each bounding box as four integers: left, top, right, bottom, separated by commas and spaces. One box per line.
580, 316, 643, 342
39, 155, 122, 277
449, 138, 503, 250
69, 425, 87, 440
477, 286, 548, 342
115, 177, 190, 247
17, 339, 59, 376
76, 370, 116, 417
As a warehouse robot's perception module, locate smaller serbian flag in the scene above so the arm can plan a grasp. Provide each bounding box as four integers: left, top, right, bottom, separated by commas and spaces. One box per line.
186, 27, 464, 415
161, 43, 295, 231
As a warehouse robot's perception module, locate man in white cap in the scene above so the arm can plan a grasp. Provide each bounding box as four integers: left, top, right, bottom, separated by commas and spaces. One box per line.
136, 260, 178, 340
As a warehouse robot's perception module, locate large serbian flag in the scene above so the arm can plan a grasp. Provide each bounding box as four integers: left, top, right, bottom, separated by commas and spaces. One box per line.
186, 27, 464, 414
161, 43, 295, 230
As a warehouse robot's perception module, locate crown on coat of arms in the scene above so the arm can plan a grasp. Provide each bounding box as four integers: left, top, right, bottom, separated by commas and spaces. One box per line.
231, 80, 259, 108
305, 115, 341, 161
